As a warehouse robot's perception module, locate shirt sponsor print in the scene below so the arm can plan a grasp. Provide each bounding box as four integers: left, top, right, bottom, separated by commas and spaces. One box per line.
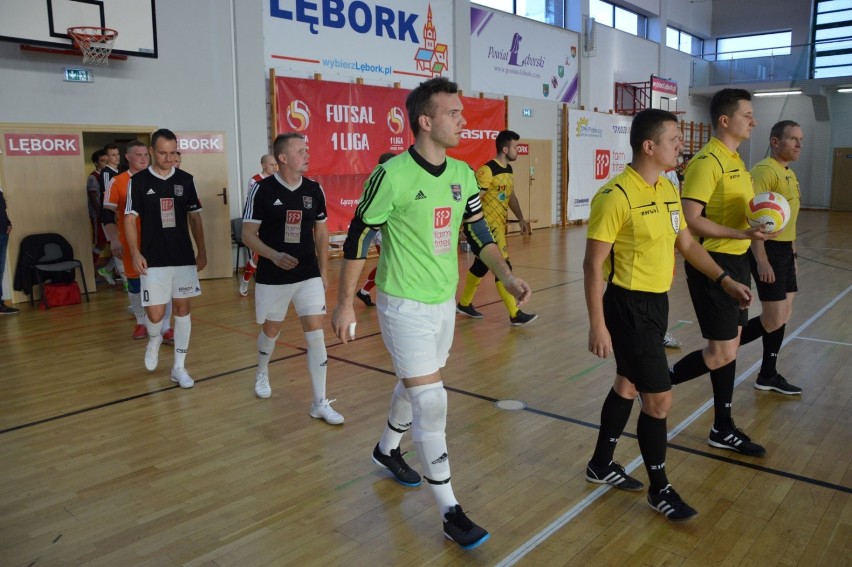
161, 198, 176, 228
286, 210, 303, 243
433, 206, 452, 256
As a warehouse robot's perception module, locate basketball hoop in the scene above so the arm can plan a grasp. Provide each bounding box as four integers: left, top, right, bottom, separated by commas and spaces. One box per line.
67, 27, 118, 66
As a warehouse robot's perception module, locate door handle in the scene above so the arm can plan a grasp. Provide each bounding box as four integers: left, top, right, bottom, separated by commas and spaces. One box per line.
217, 188, 228, 205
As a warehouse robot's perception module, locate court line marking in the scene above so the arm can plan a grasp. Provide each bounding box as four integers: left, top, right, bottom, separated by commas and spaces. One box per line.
794, 336, 852, 347
495, 283, 852, 567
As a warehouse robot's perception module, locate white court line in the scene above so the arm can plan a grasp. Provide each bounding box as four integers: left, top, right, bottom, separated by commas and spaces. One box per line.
496, 284, 852, 567
795, 336, 852, 347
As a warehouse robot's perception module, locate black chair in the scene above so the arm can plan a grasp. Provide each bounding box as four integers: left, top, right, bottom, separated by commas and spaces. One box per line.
232, 218, 250, 274
20, 233, 90, 309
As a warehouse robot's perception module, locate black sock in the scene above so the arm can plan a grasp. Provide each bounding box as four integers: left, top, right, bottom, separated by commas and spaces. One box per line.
740, 316, 765, 346
591, 388, 635, 467
710, 360, 736, 430
671, 350, 710, 385
760, 324, 785, 377
637, 411, 669, 493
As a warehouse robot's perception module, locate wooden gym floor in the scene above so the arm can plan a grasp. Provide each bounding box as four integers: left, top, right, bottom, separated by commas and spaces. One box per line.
1, 210, 850, 566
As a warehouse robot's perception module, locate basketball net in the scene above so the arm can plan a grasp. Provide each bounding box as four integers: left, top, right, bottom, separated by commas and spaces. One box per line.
67, 27, 118, 67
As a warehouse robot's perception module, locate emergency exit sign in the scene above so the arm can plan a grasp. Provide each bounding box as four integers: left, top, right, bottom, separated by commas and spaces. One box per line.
522, 108, 534, 117
64, 68, 93, 83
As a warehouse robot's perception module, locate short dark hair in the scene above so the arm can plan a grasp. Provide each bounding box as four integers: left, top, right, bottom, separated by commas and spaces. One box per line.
406, 77, 459, 137
770, 120, 800, 141
378, 152, 396, 164
710, 88, 751, 130
150, 128, 177, 148
496, 130, 520, 153
630, 109, 679, 154
272, 132, 305, 161
91, 149, 106, 164
103, 143, 119, 153
125, 140, 146, 152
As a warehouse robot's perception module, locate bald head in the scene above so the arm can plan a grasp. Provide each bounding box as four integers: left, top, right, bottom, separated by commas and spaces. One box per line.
260, 154, 278, 177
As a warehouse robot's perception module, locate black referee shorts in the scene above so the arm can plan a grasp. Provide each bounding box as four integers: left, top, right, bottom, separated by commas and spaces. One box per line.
603, 284, 671, 393
685, 251, 750, 341
748, 241, 798, 301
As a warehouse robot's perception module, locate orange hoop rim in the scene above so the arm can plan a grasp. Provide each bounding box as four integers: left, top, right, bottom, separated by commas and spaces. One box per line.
67, 26, 118, 44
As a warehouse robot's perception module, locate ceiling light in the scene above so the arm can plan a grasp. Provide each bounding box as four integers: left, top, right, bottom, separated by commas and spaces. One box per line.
753, 90, 802, 97
838, 87, 852, 93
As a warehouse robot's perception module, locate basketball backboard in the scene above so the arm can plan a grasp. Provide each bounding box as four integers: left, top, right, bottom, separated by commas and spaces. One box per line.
0, 0, 157, 58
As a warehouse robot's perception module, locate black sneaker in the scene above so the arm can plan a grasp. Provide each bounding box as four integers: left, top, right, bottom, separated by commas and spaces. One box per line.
708, 423, 766, 457
647, 484, 698, 521
456, 303, 484, 319
585, 460, 644, 491
355, 289, 374, 307
510, 310, 538, 326
443, 504, 490, 549
371, 444, 421, 486
0, 304, 19, 315
754, 373, 802, 395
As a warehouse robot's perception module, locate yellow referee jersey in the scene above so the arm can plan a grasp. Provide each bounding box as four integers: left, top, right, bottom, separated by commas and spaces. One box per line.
587, 165, 686, 293
682, 137, 754, 255
475, 159, 513, 230
750, 157, 800, 242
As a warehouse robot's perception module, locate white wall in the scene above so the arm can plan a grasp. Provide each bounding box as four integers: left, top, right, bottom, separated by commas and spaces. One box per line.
0, 0, 250, 221
665, 0, 712, 38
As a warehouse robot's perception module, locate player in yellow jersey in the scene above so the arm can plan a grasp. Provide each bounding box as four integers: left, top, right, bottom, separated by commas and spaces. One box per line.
739, 121, 804, 395
669, 89, 776, 457
457, 130, 537, 325
584, 109, 751, 521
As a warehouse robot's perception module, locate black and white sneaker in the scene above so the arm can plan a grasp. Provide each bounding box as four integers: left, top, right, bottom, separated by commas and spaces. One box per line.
371, 444, 421, 486
647, 484, 698, 521
585, 460, 644, 491
456, 303, 484, 319
510, 310, 538, 326
755, 373, 802, 395
355, 289, 374, 307
708, 423, 766, 457
443, 504, 490, 549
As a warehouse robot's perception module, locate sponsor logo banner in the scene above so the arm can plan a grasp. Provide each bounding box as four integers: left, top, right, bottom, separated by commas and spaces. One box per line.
567, 109, 633, 221
175, 133, 225, 154
470, 6, 579, 104
265, 0, 453, 85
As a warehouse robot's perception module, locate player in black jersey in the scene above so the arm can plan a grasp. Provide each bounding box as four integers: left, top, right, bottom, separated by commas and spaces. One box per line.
242, 132, 343, 424
124, 129, 207, 389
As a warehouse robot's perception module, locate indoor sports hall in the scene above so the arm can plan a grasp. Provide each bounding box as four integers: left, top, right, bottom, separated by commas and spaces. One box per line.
1, 1, 850, 565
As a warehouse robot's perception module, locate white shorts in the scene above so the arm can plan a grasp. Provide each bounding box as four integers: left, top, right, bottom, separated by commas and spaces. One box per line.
255, 277, 326, 324
377, 292, 455, 379
141, 266, 201, 306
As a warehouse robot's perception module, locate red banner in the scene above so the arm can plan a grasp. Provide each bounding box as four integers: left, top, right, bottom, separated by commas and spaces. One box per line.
448, 96, 506, 170
275, 78, 505, 231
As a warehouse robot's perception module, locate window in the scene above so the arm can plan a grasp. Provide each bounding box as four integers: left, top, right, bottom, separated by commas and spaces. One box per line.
667, 26, 703, 56
589, 0, 648, 38
813, 0, 852, 78
472, 0, 566, 27
716, 31, 792, 60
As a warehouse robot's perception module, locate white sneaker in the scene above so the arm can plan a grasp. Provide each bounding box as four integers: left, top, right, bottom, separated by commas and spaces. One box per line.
239, 278, 249, 297
144, 336, 163, 371
171, 367, 195, 389
255, 372, 271, 398
98, 266, 116, 285
310, 399, 344, 425
663, 332, 682, 348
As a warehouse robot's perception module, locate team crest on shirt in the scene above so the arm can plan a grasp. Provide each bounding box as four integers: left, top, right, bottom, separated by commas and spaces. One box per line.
450, 184, 461, 202
174, 185, 184, 197
303, 196, 313, 209
670, 210, 681, 233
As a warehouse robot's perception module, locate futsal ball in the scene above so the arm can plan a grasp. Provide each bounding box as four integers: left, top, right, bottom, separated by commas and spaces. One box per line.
746, 192, 790, 233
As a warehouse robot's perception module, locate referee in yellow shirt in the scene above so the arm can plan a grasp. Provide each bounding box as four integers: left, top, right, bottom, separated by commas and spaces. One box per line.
738, 121, 804, 395
669, 89, 776, 457
584, 109, 751, 521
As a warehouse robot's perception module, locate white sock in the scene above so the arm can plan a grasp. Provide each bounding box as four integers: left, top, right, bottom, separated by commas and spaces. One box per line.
304, 329, 327, 404
257, 331, 278, 374
173, 314, 191, 368
379, 380, 413, 455
409, 382, 457, 517
145, 317, 163, 340
162, 300, 173, 333
129, 292, 145, 325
